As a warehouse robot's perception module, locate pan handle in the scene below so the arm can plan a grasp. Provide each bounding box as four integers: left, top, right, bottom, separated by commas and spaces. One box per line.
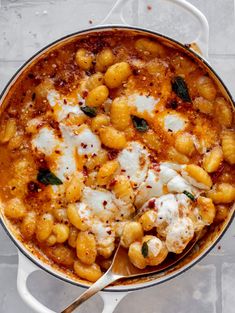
100, 0, 209, 57
17, 251, 55, 313
100, 291, 130, 313
17, 251, 129, 313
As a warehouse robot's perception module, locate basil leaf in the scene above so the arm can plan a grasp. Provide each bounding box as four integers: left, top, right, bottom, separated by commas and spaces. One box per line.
37, 168, 63, 186
172, 76, 191, 102
80, 105, 97, 117
141, 242, 149, 258
131, 115, 149, 132
183, 190, 195, 201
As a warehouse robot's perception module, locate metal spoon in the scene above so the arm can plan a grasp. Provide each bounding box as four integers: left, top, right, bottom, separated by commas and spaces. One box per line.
61, 232, 200, 313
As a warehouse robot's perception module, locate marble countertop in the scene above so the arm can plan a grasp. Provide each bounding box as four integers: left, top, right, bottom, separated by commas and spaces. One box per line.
0, 0, 234, 312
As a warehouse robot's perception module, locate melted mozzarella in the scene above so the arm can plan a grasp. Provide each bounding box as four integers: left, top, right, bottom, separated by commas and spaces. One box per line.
164, 114, 186, 132
129, 94, 159, 115
167, 175, 192, 193
166, 217, 194, 254
159, 165, 178, 184
82, 187, 116, 216
113, 197, 134, 219
176, 194, 191, 210
57, 104, 84, 122
47, 90, 85, 122
76, 202, 91, 219
118, 141, 149, 185
92, 222, 114, 246
76, 127, 101, 156
55, 146, 76, 180
135, 169, 163, 207
160, 162, 183, 171
155, 194, 179, 226
47, 90, 60, 106
147, 237, 163, 257
31, 126, 61, 155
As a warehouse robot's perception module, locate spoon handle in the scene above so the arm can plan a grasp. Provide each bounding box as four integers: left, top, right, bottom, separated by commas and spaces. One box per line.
60, 270, 122, 313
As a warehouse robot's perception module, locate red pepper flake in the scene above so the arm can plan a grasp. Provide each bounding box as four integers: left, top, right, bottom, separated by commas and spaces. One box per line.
146, 185, 152, 189
109, 179, 117, 187
149, 155, 158, 165
63, 99, 67, 104
147, 5, 152, 10
107, 230, 112, 235
78, 101, 83, 105
133, 68, 140, 76
83, 166, 88, 176
103, 200, 107, 206
153, 163, 160, 172
82, 90, 88, 98
107, 149, 118, 160
218, 245, 221, 250
121, 169, 126, 172
27, 181, 40, 192
81, 142, 88, 149
89, 20, 93, 24
148, 199, 155, 208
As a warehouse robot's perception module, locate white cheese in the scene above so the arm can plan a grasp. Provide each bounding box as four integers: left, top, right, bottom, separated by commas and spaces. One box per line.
47, 89, 85, 122
92, 222, 114, 246
147, 237, 163, 257
176, 193, 191, 210
76, 202, 91, 219
164, 114, 186, 132
160, 162, 183, 171
76, 127, 101, 156
31, 126, 60, 155
167, 175, 192, 194
118, 141, 149, 186
129, 94, 159, 115
159, 165, 178, 184
57, 104, 84, 122
135, 169, 163, 207
166, 217, 194, 254
55, 146, 76, 180
47, 90, 60, 107
113, 197, 134, 219
155, 194, 179, 226
82, 187, 116, 216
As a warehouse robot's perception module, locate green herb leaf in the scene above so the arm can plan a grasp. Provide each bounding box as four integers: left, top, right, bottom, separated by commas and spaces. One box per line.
141, 241, 149, 258
172, 76, 191, 102
131, 115, 149, 132
37, 168, 63, 186
80, 105, 97, 117
183, 190, 195, 201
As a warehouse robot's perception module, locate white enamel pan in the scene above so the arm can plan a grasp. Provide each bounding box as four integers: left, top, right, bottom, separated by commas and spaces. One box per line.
0, 0, 234, 312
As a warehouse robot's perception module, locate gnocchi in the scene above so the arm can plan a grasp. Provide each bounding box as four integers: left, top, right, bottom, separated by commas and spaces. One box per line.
75, 48, 94, 70
104, 62, 132, 88
221, 130, 235, 164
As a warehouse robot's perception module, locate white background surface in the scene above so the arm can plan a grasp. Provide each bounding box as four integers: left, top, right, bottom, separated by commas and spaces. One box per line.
0, 0, 235, 312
